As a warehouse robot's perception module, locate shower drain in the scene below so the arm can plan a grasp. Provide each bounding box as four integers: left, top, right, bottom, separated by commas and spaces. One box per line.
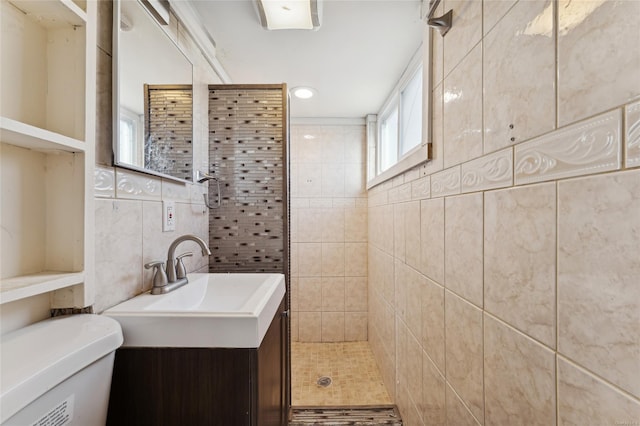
316, 376, 332, 387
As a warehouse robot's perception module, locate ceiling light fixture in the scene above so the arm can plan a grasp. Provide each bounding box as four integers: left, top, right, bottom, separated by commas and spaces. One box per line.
255, 0, 322, 30
292, 86, 316, 99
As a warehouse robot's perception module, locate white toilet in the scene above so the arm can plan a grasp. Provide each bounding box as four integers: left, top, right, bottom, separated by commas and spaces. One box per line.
0, 314, 123, 426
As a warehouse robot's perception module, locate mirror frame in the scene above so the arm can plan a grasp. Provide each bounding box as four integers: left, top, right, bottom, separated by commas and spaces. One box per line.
112, 0, 194, 183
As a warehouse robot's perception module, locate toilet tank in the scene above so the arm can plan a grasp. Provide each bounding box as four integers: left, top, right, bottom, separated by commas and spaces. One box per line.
0, 315, 123, 426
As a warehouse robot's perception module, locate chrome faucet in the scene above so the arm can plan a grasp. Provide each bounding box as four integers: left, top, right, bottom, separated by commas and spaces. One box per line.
144, 234, 211, 295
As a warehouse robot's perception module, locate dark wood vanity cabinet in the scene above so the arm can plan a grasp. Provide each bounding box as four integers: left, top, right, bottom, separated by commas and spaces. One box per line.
107, 298, 287, 426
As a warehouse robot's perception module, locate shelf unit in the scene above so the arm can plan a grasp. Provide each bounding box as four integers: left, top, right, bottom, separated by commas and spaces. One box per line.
0, 0, 96, 308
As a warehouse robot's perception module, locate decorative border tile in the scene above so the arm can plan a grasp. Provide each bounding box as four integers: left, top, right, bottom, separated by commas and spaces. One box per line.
412, 176, 431, 200
94, 165, 115, 198
461, 147, 513, 193
431, 166, 461, 198
115, 168, 161, 200
389, 182, 412, 203
162, 179, 191, 202
515, 109, 622, 185
625, 100, 640, 168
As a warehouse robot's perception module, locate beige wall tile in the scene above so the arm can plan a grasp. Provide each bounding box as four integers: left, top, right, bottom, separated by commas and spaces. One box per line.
321, 277, 345, 312
298, 243, 322, 277
321, 163, 345, 197
298, 277, 322, 312
483, 0, 555, 153
422, 351, 446, 426
422, 278, 445, 373
411, 176, 430, 200
483, 0, 517, 35
443, 0, 482, 78
445, 193, 483, 307
406, 266, 424, 340
321, 242, 345, 276
445, 384, 481, 426
321, 208, 345, 242
344, 312, 368, 341
445, 291, 484, 423
405, 201, 421, 270
484, 183, 556, 347
297, 208, 323, 242
393, 203, 407, 262
558, 357, 640, 426
431, 166, 461, 198
344, 242, 367, 277
345, 277, 367, 312
344, 207, 368, 242
322, 312, 345, 342
298, 164, 322, 197
94, 199, 143, 313
558, 0, 640, 126
444, 43, 483, 168
484, 315, 556, 426
299, 312, 321, 342
558, 170, 640, 397
420, 197, 445, 284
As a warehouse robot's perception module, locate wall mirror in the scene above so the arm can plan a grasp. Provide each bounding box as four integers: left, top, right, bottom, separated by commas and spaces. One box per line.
113, 0, 194, 182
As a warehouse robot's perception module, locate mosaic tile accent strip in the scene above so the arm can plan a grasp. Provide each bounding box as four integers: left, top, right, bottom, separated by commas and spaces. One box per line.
208, 87, 286, 273
461, 147, 513, 193
290, 406, 402, 425
291, 342, 392, 406
514, 109, 622, 185
146, 86, 193, 181
626, 100, 640, 168
431, 166, 461, 198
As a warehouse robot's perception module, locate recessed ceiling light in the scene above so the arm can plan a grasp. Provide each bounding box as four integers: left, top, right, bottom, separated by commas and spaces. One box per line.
303, 134, 315, 139
292, 87, 315, 99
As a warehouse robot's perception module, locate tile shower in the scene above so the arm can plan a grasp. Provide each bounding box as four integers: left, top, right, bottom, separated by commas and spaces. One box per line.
368, 0, 640, 425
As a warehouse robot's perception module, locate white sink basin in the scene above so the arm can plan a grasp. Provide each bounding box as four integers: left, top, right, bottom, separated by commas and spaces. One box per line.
103, 273, 285, 348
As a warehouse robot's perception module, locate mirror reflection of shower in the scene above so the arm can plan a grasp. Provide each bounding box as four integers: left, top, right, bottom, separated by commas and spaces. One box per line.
196, 170, 221, 209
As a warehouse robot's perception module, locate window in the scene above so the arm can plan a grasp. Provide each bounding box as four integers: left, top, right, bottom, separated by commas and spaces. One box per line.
367, 41, 431, 188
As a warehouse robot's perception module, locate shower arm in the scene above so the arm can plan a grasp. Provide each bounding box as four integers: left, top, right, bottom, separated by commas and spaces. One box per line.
426, 0, 453, 37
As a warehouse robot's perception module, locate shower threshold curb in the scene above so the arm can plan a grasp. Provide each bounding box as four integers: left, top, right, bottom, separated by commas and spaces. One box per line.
289, 405, 402, 425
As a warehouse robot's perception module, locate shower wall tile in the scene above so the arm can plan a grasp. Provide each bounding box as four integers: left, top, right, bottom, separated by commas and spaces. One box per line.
321, 277, 345, 312
626, 100, 640, 168
444, 193, 483, 307
344, 312, 367, 341
558, 0, 640, 126
421, 278, 445, 373
483, 0, 517, 36
411, 176, 430, 200
484, 183, 556, 348
344, 243, 367, 277
344, 207, 367, 242
483, 0, 555, 153
345, 277, 367, 312
162, 179, 191, 202
420, 197, 445, 284
299, 312, 321, 342
321, 243, 345, 277
431, 166, 461, 198
321, 208, 344, 242
557, 170, 640, 398
322, 312, 345, 342
461, 147, 513, 193
514, 109, 622, 185
405, 201, 421, 270
445, 384, 481, 426
298, 278, 322, 312
484, 315, 556, 426
557, 357, 640, 425
298, 243, 322, 277
445, 291, 484, 423
422, 352, 446, 425
393, 204, 407, 262
443, 43, 483, 168
442, 0, 482, 78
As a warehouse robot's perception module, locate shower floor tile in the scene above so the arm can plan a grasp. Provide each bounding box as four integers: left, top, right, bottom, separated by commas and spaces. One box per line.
291, 342, 392, 406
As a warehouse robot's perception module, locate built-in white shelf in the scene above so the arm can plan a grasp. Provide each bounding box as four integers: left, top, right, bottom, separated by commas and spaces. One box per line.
8, 0, 87, 28
0, 271, 85, 305
0, 117, 86, 153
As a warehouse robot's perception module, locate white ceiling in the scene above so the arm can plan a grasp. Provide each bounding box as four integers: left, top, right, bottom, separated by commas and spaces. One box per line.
188, 0, 425, 119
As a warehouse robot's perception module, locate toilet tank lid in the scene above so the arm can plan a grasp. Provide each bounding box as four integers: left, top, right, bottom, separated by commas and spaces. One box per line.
0, 314, 123, 424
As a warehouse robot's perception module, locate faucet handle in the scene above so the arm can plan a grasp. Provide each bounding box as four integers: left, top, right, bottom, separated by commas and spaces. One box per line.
175, 252, 193, 279
144, 261, 168, 289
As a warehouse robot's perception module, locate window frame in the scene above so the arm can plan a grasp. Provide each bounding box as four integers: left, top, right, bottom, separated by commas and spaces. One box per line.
367, 28, 432, 189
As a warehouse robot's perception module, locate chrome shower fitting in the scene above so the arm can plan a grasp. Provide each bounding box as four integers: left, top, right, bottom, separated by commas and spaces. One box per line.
426, 0, 453, 37
196, 170, 221, 209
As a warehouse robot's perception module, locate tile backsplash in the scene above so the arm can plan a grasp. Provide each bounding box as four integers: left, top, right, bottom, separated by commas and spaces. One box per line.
369, 0, 640, 423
